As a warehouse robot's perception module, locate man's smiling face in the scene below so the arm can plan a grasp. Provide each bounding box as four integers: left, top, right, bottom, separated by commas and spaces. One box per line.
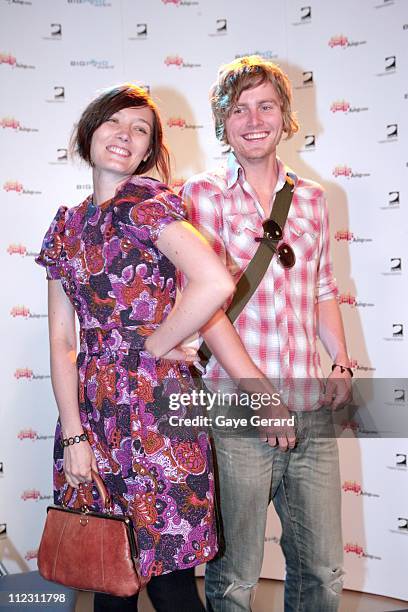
225, 80, 284, 166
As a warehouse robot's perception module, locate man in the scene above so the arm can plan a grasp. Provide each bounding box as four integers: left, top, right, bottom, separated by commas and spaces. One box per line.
181, 56, 352, 612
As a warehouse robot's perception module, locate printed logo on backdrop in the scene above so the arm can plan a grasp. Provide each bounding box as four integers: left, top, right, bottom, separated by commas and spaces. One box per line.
128, 23, 147, 40
294, 71, 314, 90
377, 123, 398, 143
334, 229, 373, 244
342, 481, 379, 498
376, 55, 396, 76
337, 293, 374, 309
67, 0, 112, 6
164, 56, 201, 68
167, 117, 203, 130
17, 429, 53, 441
209, 18, 227, 37
389, 517, 408, 536
21, 489, 52, 502
296, 135, 315, 153
0, 52, 35, 69
1, 116, 38, 132
14, 368, 50, 380
380, 190, 400, 210
344, 543, 381, 560
396, 453, 407, 467
374, 0, 395, 8
386, 452, 407, 471
70, 59, 114, 69
330, 100, 368, 114
383, 324, 404, 342
328, 34, 367, 49
161, 0, 200, 6
385, 388, 407, 406
3, 0, 32, 5
235, 50, 278, 61
25, 550, 38, 562
42, 23, 62, 40
381, 257, 402, 276
76, 183, 92, 191
10, 305, 47, 319
349, 358, 376, 373
46, 86, 65, 103
49, 148, 68, 165
7, 244, 37, 257
292, 5, 312, 26
3, 181, 41, 196
332, 165, 370, 179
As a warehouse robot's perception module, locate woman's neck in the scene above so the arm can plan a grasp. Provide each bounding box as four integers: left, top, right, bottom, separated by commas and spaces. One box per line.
92, 168, 131, 206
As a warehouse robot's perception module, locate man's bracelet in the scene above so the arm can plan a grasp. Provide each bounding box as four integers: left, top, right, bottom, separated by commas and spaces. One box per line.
331, 364, 353, 378
62, 432, 88, 447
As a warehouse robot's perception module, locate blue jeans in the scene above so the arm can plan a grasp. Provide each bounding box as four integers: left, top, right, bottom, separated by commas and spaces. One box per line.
206, 408, 344, 612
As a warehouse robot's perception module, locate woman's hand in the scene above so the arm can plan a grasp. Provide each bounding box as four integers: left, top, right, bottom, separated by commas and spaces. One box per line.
63, 441, 98, 489
145, 337, 197, 362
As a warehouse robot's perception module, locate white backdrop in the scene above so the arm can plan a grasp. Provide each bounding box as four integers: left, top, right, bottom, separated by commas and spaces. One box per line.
1, 0, 407, 602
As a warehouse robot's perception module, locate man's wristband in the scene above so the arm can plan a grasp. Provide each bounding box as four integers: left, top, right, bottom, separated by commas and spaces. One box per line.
331, 364, 353, 378
62, 432, 88, 447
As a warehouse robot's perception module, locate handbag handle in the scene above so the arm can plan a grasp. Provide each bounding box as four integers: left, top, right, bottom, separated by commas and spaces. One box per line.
62, 469, 113, 513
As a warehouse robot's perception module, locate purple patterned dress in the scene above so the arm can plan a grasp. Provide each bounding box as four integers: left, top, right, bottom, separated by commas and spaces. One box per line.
36, 177, 218, 577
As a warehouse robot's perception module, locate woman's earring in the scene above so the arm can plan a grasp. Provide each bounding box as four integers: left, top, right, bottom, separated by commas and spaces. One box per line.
143, 151, 151, 162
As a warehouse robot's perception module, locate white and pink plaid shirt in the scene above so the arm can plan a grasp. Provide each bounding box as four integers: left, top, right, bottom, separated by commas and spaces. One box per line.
181, 153, 338, 411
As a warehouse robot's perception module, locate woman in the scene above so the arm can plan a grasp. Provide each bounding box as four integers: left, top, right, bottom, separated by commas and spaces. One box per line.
36, 84, 235, 612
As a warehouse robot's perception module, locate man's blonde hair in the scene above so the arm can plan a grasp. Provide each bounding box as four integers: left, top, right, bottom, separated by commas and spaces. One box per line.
210, 55, 299, 144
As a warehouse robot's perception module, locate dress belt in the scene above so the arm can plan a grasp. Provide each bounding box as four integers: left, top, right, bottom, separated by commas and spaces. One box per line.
80, 327, 146, 355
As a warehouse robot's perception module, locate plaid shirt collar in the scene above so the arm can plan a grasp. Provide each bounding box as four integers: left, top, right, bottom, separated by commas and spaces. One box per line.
225, 151, 298, 193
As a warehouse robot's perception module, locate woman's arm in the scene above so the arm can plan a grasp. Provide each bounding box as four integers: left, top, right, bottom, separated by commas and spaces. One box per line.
144, 221, 235, 358
201, 310, 296, 450
48, 280, 97, 487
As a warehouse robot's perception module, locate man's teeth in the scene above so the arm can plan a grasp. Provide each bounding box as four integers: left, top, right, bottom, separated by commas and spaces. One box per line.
243, 132, 268, 140
107, 145, 130, 156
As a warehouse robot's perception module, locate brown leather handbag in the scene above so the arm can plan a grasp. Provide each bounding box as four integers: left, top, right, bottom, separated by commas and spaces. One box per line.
37, 470, 148, 596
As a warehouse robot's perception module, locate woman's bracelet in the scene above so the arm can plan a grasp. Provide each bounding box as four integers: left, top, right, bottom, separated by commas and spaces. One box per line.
331, 363, 353, 378
62, 432, 88, 447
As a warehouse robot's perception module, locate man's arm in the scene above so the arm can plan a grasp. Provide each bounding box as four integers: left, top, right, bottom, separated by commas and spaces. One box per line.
317, 298, 352, 409
315, 189, 352, 407
317, 298, 350, 367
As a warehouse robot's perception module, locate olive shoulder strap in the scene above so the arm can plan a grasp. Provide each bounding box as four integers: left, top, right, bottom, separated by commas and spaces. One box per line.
196, 174, 295, 369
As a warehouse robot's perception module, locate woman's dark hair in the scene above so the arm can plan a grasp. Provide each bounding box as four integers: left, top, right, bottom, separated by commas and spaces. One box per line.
71, 84, 170, 184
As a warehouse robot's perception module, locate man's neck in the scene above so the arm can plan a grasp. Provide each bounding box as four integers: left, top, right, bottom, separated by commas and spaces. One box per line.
237, 154, 280, 216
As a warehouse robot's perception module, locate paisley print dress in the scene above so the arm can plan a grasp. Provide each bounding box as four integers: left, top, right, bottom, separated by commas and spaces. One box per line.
36, 177, 218, 577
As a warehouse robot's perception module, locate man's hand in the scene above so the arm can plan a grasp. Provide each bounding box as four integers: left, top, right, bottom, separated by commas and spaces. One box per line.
257, 402, 296, 451
323, 368, 352, 410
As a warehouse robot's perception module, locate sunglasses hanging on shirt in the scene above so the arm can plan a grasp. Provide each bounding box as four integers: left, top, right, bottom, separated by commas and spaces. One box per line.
255, 219, 296, 269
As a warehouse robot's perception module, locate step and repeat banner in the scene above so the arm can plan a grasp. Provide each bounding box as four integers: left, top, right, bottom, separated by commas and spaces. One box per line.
1, 0, 407, 601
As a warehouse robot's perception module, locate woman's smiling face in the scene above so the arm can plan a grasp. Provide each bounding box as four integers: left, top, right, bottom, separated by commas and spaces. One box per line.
90, 106, 154, 180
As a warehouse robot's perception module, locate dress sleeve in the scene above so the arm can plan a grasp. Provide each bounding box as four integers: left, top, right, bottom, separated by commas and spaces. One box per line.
35, 206, 68, 280
130, 189, 186, 243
